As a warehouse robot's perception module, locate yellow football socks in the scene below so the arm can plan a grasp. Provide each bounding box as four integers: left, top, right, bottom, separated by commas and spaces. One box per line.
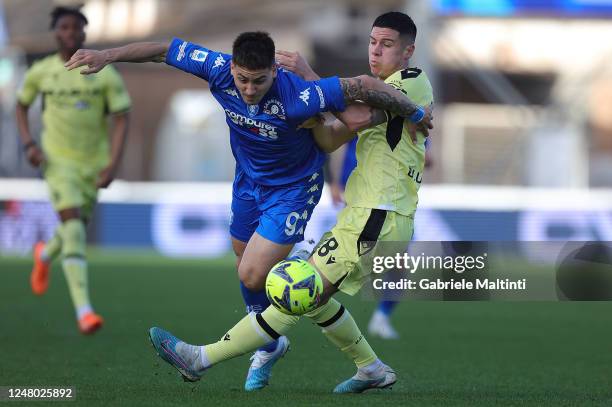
203, 299, 376, 369
61, 219, 92, 318
41, 228, 62, 262
305, 298, 378, 368
204, 308, 298, 366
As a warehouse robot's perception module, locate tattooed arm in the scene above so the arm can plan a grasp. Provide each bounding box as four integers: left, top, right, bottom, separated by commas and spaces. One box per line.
277, 50, 432, 135
340, 75, 432, 128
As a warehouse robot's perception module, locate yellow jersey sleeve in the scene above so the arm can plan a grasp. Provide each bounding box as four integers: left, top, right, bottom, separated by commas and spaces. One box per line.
387, 68, 433, 110
17, 63, 43, 106
104, 66, 131, 114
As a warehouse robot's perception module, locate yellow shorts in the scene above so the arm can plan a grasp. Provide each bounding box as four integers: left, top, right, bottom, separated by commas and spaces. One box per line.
43, 158, 100, 217
311, 206, 414, 296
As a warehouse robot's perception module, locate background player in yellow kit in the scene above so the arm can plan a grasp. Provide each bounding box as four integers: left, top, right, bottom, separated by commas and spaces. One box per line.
15, 6, 131, 334
147, 12, 434, 393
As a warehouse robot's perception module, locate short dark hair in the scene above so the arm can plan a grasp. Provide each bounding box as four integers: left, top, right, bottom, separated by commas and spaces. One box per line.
373, 12, 417, 44
232, 31, 275, 70
50, 5, 88, 30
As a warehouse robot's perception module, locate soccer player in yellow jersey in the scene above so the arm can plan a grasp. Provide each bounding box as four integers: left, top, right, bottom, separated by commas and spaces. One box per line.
15, 6, 131, 334
147, 12, 432, 392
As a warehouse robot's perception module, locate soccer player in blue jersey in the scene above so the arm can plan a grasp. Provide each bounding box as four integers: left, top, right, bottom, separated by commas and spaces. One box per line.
66, 31, 432, 390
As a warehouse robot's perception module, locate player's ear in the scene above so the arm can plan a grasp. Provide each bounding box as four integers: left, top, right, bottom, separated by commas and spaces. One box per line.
403, 43, 415, 62
271, 64, 277, 79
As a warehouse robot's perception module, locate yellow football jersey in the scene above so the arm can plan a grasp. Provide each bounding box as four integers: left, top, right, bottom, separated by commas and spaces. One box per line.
18, 54, 131, 166
343, 67, 433, 217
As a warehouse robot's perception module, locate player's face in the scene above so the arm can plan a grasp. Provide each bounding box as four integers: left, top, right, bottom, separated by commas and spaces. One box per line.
368, 27, 414, 80
231, 63, 277, 105
55, 15, 86, 54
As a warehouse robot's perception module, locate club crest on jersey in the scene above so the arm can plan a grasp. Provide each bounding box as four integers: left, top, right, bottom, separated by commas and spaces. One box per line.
263, 99, 286, 120
247, 104, 259, 116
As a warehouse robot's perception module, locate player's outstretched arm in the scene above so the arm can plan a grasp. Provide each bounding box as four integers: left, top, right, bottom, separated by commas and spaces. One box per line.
65, 42, 170, 74
339, 76, 433, 130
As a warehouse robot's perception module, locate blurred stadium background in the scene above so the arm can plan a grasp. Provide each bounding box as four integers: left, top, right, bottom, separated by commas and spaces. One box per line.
1, 1, 611, 405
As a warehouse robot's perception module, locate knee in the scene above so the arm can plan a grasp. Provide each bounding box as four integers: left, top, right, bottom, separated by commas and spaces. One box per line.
238, 263, 266, 291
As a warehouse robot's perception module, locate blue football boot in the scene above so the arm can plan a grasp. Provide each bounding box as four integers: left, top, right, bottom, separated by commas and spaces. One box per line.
244, 336, 290, 391
333, 363, 396, 393
148, 327, 207, 382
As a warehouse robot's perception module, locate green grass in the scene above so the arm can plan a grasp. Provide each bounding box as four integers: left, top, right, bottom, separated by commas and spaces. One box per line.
1, 251, 611, 406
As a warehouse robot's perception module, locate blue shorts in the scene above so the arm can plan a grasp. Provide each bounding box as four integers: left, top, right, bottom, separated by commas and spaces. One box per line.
230, 168, 324, 245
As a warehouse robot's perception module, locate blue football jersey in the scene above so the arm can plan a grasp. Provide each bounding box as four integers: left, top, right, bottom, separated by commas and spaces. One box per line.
166, 38, 346, 186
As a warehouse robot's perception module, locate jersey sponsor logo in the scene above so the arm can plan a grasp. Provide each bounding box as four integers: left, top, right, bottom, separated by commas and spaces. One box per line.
213, 54, 226, 68
224, 108, 278, 140
315, 85, 325, 109
222, 88, 239, 98
299, 88, 310, 105
177, 41, 187, 61
263, 98, 286, 120
190, 49, 208, 62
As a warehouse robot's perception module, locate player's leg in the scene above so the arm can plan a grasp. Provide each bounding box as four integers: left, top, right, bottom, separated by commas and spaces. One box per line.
58, 206, 102, 334
229, 190, 294, 390
237, 170, 323, 390
49, 163, 102, 334
229, 194, 286, 341
30, 169, 64, 295
308, 207, 411, 392
230, 179, 277, 318
308, 234, 395, 393
238, 232, 294, 390
368, 300, 400, 339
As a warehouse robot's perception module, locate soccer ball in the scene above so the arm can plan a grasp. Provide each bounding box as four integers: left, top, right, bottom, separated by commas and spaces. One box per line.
266, 259, 323, 315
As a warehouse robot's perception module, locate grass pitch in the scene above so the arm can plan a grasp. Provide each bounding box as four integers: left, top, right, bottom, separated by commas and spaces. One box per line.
1, 250, 611, 406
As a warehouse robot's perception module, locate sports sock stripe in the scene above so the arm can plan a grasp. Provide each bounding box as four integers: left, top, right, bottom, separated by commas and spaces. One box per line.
317, 305, 345, 327
256, 313, 281, 340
